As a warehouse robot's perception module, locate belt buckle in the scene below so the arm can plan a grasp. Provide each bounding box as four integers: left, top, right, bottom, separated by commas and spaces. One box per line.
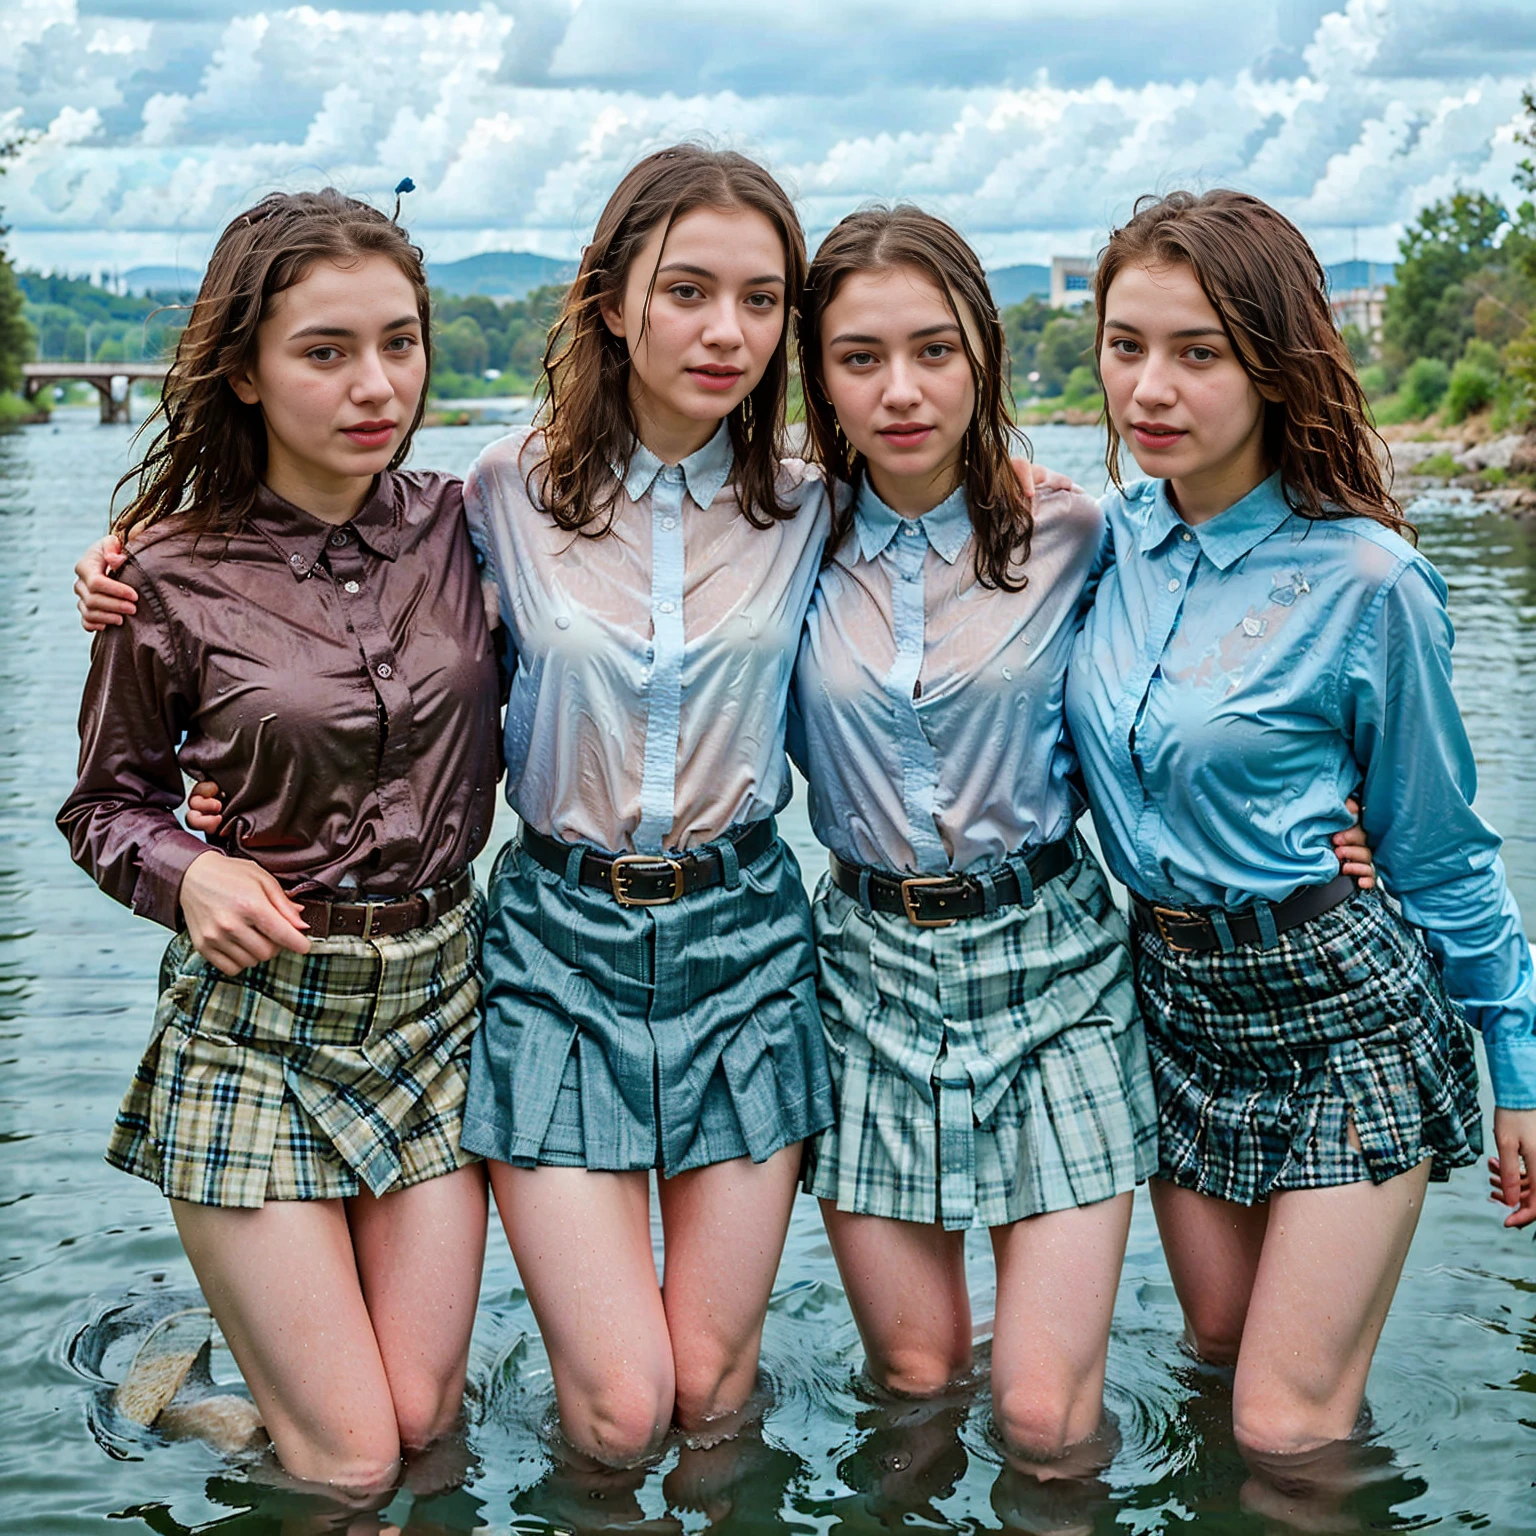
359, 901, 386, 939
610, 853, 686, 906
1150, 904, 1196, 952
899, 875, 962, 928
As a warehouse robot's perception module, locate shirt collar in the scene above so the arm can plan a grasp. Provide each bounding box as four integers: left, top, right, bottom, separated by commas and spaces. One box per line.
253, 473, 404, 580
1136, 472, 1295, 571
614, 424, 735, 509
853, 479, 972, 565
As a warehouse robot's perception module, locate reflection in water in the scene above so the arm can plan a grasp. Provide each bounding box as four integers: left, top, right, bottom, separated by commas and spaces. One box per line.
3, 419, 1533, 1532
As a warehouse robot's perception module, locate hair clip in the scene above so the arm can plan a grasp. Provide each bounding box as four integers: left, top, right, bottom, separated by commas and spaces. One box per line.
393, 177, 416, 221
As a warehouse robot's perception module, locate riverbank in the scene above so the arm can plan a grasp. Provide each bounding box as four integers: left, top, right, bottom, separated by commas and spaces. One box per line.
1381, 417, 1536, 516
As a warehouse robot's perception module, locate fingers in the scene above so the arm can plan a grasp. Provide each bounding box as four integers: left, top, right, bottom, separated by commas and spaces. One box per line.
481, 576, 502, 632
186, 780, 226, 834
250, 865, 311, 946
1344, 795, 1361, 823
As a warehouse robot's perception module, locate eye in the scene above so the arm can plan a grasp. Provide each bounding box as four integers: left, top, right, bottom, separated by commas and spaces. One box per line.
840, 350, 877, 369
669, 283, 703, 302
1185, 345, 1218, 363
745, 291, 779, 310
306, 345, 341, 363
1107, 337, 1140, 357
920, 342, 955, 361
384, 334, 418, 353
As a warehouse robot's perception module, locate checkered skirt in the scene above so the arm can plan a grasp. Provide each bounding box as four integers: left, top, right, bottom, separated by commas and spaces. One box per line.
106, 887, 485, 1208
803, 845, 1158, 1231
1132, 887, 1482, 1204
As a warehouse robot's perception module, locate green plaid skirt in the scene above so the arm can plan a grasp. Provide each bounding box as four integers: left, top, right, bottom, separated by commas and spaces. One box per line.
803, 843, 1158, 1231
107, 886, 485, 1208
1132, 886, 1483, 1204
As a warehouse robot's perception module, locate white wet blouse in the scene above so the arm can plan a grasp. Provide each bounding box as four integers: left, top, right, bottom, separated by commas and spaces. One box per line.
464, 425, 830, 855
791, 479, 1105, 876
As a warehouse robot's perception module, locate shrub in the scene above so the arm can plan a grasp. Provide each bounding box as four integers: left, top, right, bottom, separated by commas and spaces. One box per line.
1444, 358, 1498, 422
1061, 364, 1102, 410
1399, 357, 1451, 418
1415, 451, 1459, 478
1357, 363, 1392, 398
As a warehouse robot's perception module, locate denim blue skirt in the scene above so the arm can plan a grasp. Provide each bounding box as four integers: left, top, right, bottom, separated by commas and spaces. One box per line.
461, 825, 834, 1176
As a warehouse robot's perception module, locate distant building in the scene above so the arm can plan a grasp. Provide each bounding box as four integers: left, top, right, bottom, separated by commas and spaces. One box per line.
1325, 260, 1395, 355
1050, 256, 1096, 309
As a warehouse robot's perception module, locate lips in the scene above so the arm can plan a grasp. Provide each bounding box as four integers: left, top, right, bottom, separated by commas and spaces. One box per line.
341, 420, 397, 449
877, 423, 936, 449
1131, 422, 1188, 450
687, 367, 744, 393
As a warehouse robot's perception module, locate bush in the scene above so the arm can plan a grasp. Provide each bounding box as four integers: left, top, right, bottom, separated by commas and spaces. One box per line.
1399, 357, 1451, 418
1061, 365, 1102, 410
1444, 358, 1499, 422
1415, 451, 1459, 478
1357, 363, 1393, 398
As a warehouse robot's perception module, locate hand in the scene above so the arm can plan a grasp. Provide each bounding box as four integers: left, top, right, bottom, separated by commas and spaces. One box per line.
75, 535, 138, 631
178, 850, 310, 977
1489, 1107, 1536, 1229
185, 780, 225, 836
1010, 456, 1082, 498
1332, 797, 1376, 890
481, 575, 502, 632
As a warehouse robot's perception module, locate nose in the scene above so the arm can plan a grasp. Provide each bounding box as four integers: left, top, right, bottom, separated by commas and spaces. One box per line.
699, 296, 744, 351
1131, 348, 1178, 411
351, 346, 394, 406
882, 357, 923, 412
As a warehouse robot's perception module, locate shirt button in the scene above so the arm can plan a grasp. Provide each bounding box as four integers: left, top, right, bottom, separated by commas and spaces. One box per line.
376, 662, 392, 679
343, 580, 360, 594
1167, 578, 1181, 592
1002, 666, 1013, 680
1181, 531, 1193, 542
288, 552, 305, 569
330, 530, 349, 548
659, 600, 676, 615
555, 615, 571, 630
903, 524, 920, 536
661, 516, 677, 531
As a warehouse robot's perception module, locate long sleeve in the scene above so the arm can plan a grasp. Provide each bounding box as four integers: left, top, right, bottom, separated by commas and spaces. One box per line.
57, 565, 209, 929
1340, 559, 1536, 1108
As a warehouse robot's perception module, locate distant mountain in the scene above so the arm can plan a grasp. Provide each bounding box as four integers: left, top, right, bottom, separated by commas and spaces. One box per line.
427, 251, 579, 299
1325, 259, 1396, 290
986, 264, 1052, 306
123, 265, 201, 295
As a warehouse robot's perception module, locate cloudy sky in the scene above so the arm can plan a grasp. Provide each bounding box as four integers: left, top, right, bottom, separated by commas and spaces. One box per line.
3, 0, 1535, 277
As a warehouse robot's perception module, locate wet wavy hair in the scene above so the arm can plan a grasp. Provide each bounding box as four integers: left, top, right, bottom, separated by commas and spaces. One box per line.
530, 144, 807, 536
111, 187, 432, 541
1094, 189, 1410, 538
797, 204, 1034, 590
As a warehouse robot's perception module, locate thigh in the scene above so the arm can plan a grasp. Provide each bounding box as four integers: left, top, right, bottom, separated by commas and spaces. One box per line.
989, 1192, 1133, 1430
488, 1161, 673, 1451
1234, 1158, 1431, 1449
656, 1144, 801, 1420
819, 1199, 971, 1395
1149, 1178, 1270, 1365
347, 1163, 489, 1447
170, 1197, 400, 1491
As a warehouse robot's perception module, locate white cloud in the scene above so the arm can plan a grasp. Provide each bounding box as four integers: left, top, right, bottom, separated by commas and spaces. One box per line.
2, 0, 1534, 274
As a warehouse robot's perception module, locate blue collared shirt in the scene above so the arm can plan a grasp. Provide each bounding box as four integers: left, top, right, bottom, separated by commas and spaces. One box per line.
1065, 472, 1536, 1107
791, 479, 1104, 875
465, 426, 830, 855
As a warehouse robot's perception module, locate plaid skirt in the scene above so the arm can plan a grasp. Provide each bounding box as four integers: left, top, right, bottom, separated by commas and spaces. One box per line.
1132, 886, 1483, 1204
462, 827, 833, 1176
107, 886, 485, 1208
803, 843, 1158, 1231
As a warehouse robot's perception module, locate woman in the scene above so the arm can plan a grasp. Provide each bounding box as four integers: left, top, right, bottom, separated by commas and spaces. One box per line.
789, 205, 1376, 1472
1065, 188, 1536, 1460
59, 189, 499, 1496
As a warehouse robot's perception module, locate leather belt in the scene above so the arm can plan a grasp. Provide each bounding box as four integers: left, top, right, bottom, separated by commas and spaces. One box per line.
297, 868, 472, 940
519, 818, 777, 906
829, 837, 1077, 927
1131, 873, 1356, 953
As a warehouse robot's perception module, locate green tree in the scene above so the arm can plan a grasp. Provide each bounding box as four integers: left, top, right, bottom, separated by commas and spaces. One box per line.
0, 133, 37, 395
435, 314, 489, 378
1399, 356, 1451, 417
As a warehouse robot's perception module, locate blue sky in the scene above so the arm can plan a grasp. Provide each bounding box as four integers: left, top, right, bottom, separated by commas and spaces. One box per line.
3, 0, 1535, 276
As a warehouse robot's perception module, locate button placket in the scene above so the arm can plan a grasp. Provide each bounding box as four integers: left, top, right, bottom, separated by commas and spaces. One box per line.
634, 468, 687, 853
884, 528, 947, 871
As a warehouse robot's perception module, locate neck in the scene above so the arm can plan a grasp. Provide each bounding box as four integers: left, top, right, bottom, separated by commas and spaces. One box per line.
866, 457, 962, 519
1166, 437, 1270, 526
629, 385, 720, 467
262, 447, 375, 527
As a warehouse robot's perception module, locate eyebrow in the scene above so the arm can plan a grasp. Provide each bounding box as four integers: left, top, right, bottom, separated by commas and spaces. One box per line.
656, 262, 785, 285
829, 321, 962, 346
1104, 318, 1226, 340
288, 315, 420, 340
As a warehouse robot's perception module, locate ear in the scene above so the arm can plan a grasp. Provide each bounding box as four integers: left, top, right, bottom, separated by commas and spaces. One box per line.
227, 365, 260, 406
1255, 379, 1285, 405
599, 290, 626, 341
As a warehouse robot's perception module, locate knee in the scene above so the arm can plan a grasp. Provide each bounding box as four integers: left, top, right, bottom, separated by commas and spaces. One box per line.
992, 1383, 1093, 1465
1232, 1384, 1339, 1458
280, 1431, 401, 1495
566, 1376, 673, 1468
867, 1342, 970, 1399
392, 1373, 465, 1453
1183, 1308, 1245, 1369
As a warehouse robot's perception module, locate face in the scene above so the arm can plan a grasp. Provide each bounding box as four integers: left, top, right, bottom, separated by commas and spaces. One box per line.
819, 265, 978, 514
600, 204, 787, 449
1098, 260, 1269, 507
230, 253, 426, 499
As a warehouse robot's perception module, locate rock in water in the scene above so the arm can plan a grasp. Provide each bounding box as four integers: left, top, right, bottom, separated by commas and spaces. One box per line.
112, 1308, 210, 1425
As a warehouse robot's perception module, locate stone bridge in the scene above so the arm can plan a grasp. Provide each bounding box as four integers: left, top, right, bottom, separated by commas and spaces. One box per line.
22, 362, 170, 424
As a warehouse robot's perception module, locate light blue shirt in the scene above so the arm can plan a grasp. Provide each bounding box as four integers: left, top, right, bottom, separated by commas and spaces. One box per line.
791, 480, 1104, 875
1065, 473, 1536, 1107
465, 426, 829, 855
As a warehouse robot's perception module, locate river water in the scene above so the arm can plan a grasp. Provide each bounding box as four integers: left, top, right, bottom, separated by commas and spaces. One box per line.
1, 415, 1532, 1535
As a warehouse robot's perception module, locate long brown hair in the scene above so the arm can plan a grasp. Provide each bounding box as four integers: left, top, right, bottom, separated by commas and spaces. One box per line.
1094, 189, 1409, 537
533, 145, 806, 535
797, 205, 1033, 590
112, 188, 432, 540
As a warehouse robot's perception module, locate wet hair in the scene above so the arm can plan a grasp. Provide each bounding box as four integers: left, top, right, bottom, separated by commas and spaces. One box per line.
1094, 189, 1409, 537
112, 188, 432, 541
532, 144, 806, 535
797, 205, 1033, 590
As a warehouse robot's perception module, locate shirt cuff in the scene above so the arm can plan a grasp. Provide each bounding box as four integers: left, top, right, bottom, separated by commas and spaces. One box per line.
131, 828, 212, 930
1485, 1030, 1536, 1111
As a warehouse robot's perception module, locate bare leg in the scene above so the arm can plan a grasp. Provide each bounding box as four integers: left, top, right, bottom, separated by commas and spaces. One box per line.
170, 1198, 402, 1493
1149, 1178, 1270, 1365
656, 1143, 801, 1433
819, 1201, 972, 1396
347, 1163, 488, 1452
988, 1192, 1134, 1468
487, 1161, 674, 1466
1232, 1159, 1431, 1455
